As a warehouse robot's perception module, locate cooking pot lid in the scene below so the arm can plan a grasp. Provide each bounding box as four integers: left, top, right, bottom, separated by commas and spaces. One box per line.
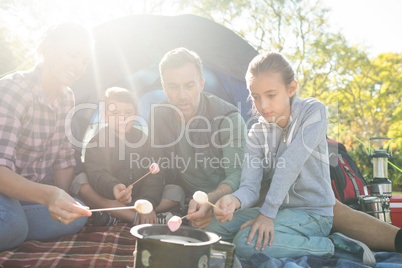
131, 224, 221, 247
372, 178, 392, 183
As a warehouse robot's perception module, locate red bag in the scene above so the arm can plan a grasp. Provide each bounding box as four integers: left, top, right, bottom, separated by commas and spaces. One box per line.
327, 138, 369, 209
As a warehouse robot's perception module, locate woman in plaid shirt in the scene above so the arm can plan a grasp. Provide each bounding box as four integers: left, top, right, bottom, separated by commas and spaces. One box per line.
0, 23, 93, 251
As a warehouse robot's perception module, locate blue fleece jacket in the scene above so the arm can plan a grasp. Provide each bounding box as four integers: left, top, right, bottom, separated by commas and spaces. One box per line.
232, 97, 335, 219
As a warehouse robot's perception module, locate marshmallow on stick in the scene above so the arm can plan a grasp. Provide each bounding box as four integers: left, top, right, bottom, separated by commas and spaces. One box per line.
193, 191, 220, 210
89, 199, 153, 214
167, 191, 223, 233
133, 199, 153, 214
129, 163, 160, 187
193, 191, 208, 204
167, 216, 182, 232
149, 163, 160, 174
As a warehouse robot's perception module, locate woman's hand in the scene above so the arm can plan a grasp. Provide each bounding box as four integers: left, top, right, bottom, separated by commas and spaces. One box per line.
113, 184, 133, 204
45, 186, 91, 225
240, 213, 274, 252
214, 195, 241, 223
186, 199, 213, 229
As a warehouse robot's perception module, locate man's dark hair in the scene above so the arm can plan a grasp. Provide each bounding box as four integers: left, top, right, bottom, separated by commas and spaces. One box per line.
159, 47, 204, 82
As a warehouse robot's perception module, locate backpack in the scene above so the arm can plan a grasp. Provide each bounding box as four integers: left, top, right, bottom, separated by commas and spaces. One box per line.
327, 138, 369, 209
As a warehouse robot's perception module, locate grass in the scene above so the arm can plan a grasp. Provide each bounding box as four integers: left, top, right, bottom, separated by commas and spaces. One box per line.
393, 191, 402, 196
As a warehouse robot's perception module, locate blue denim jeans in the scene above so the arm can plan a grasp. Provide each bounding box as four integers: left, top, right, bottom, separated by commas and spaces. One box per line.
206, 207, 334, 259
0, 193, 87, 251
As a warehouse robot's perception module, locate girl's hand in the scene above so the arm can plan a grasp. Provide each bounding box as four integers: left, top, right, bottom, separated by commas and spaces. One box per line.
214, 195, 240, 223
113, 184, 133, 204
240, 213, 274, 252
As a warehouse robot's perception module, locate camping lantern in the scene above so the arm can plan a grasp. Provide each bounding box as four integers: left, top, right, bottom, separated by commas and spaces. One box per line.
368, 137, 394, 198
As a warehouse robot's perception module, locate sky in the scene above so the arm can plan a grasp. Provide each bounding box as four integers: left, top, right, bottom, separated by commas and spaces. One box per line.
1, 0, 401, 59
322, 0, 402, 57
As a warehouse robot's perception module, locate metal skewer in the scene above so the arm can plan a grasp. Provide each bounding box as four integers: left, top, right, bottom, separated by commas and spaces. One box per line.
128, 171, 151, 187
89, 206, 136, 212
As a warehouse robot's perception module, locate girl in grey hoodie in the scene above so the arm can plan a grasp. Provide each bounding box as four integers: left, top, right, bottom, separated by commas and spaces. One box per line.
212, 52, 336, 259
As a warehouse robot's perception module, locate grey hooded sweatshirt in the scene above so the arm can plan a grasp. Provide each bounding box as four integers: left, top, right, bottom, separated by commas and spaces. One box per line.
232, 97, 335, 219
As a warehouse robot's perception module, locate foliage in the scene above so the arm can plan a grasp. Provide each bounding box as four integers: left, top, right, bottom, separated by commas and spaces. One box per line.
0, 26, 17, 76
173, 0, 402, 184
329, 52, 402, 187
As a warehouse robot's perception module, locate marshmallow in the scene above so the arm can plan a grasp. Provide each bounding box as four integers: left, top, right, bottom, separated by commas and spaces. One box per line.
193, 191, 209, 204
134, 199, 153, 214
149, 163, 160, 174
167, 216, 182, 232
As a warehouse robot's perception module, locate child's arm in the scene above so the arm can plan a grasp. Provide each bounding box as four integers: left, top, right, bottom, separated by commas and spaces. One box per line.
214, 124, 266, 222
85, 134, 121, 200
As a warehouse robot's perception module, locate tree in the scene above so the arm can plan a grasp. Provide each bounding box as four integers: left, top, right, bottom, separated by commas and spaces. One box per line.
329, 52, 402, 187
333, 53, 402, 140
0, 26, 17, 76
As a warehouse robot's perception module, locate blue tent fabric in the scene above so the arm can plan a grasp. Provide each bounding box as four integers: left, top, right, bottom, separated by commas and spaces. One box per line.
71, 14, 258, 142
85, 64, 253, 127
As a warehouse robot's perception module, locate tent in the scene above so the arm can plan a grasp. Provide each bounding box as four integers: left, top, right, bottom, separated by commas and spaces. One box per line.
71, 14, 258, 144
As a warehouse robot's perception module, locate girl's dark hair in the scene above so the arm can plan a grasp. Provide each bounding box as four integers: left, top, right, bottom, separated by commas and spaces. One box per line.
246, 51, 296, 88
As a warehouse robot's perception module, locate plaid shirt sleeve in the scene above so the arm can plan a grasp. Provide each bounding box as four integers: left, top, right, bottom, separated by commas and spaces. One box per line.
0, 74, 28, 172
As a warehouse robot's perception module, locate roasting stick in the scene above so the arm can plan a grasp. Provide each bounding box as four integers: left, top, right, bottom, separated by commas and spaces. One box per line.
168, 191, 220, 225
167, 208, 221, 232
128, 163, 160, 187
193, 190, 222, 211
176, 205, 221, 221
207, 202, 220, 210
169, 191, 222, 222
128, 172, 150, 187
89, 199, 153, 214
89, 165, 159, 213
90, 206, 136, 212
167, 191, 224, 232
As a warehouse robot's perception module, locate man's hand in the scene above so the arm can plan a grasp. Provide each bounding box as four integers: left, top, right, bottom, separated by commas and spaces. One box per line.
135, 210, 157, 225
186, 199, 213, 229
214, 194, 241, 223
240, 213, 274, 252
113, 184, 133, 204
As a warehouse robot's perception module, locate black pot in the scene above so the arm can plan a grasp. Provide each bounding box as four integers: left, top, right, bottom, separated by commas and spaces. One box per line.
131, 224, 235, 268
